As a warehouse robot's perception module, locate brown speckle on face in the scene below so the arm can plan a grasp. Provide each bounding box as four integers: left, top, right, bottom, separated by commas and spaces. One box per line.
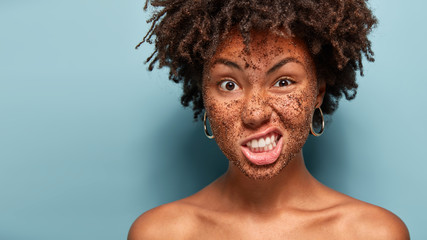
202, 29, 323, 180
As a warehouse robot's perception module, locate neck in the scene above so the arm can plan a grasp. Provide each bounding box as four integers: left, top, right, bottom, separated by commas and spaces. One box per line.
218, 152, 317, 213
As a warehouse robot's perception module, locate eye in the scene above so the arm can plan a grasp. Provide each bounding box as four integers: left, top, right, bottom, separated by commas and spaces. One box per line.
219, 80, 240, 91
273, 78, 294, 88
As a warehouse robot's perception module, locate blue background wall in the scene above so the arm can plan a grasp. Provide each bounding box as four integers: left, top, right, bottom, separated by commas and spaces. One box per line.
0, 0, 426, 239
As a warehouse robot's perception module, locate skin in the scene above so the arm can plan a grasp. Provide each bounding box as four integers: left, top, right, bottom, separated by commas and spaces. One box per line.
128, 30, 409, 240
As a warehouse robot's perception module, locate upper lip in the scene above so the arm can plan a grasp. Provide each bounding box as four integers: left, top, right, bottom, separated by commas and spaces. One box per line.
240, 127, 283, 146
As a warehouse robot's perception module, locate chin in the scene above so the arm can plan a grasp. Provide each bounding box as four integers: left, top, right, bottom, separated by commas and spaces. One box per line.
230, 152, 296, 180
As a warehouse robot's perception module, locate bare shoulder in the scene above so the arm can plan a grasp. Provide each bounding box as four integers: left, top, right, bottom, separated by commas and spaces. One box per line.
127, 201, 197, 240
335, 196, 410, 240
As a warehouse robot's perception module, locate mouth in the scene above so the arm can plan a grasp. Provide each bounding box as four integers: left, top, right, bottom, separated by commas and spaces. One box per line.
240, 128, 283, 166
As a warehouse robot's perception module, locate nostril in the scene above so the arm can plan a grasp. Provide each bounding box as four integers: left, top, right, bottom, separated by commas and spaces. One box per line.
241, 94, 273, 128
241, 106, 272, 128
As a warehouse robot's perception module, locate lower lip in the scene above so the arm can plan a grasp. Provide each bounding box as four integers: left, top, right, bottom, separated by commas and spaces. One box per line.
240, 137, 283, 166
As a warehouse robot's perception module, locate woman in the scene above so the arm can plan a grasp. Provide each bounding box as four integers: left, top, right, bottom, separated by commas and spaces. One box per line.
129, 0, 409, 239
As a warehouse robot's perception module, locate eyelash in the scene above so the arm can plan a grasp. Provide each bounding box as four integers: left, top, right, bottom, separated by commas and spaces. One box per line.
273, 78, 294, 88
218, 77, 294, 92
219, 80, 240, 91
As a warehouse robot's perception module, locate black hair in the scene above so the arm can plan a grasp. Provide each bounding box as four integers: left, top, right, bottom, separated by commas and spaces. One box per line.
138, 0, 377, 125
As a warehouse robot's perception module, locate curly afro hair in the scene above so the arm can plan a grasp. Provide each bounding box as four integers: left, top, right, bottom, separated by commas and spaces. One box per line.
137, 0, 377, 125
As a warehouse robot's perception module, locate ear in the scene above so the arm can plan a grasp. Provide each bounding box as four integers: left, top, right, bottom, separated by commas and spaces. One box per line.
316, 80, 326, 108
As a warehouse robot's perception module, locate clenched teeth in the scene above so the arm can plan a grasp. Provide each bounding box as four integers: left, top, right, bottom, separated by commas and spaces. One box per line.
245, 134, 279, 153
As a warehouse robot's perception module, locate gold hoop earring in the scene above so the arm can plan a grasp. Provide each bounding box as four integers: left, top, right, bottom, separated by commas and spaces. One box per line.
203, 112, 214, 139
310, 107, 325, 137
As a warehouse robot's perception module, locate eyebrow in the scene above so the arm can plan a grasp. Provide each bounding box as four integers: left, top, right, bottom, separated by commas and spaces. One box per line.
212, 58, 243, 71
211, 57, 303, 74
267, 57, 302, 75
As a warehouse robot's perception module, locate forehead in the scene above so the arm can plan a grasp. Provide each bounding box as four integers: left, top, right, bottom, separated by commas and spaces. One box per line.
210, 30, 313, 70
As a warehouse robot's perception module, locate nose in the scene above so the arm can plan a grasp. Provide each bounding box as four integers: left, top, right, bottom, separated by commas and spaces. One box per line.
241, 93, 273, 129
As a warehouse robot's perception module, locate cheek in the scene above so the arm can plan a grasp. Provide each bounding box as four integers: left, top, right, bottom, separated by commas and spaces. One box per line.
205, 99, 243, 139
268, 92, 315, 155
204, 99, 244, 162
202, 82, 243, 140
268, 91, 315, 129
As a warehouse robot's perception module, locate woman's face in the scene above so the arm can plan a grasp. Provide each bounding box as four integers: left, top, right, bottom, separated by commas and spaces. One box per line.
203, 30, 324, 180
